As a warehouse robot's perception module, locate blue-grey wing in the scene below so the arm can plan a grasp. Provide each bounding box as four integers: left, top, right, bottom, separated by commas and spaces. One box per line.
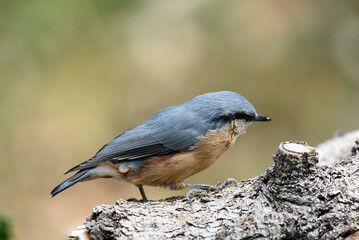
65, 105, 208, 174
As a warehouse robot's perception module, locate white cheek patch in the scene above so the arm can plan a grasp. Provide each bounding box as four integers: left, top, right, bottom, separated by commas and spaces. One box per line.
234, 119, 244, 131
233, 120, 252, 136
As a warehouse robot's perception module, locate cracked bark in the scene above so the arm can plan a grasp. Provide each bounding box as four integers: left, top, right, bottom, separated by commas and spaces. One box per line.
68, 133, 359, 240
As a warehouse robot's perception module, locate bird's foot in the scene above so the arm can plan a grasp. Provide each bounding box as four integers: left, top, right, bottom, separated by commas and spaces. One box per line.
136, 184, 148, 201
184, 178, 238, 201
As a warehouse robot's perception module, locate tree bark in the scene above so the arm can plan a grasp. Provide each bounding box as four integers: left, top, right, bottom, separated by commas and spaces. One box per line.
68, 136, 359, 240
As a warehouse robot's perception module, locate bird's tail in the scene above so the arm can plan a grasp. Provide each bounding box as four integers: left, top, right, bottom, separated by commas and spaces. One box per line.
51, 169, 91, 197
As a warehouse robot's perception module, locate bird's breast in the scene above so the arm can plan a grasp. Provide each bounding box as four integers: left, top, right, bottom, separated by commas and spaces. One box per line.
131, 123, 241, 187
190, 121, 241, 168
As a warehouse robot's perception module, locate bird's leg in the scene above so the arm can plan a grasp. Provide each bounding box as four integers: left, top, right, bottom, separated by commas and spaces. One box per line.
184, 178, 238, 201
137, 184, 148, 201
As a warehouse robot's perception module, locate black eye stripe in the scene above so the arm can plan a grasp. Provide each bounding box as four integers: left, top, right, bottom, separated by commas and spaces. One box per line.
214, 112, 254, 122
235, 113, 254, 121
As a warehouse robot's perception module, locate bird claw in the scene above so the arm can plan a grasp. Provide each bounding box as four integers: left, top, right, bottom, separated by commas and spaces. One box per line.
213, 178, 238, 189
186, 189, 204, 202
185, 178, 238, 201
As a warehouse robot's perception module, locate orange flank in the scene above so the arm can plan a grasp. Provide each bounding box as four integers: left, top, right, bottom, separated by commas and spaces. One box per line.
131, 122, 241, 189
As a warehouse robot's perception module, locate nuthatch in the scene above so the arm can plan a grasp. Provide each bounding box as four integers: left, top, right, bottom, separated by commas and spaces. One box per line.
51, 91, 270, 200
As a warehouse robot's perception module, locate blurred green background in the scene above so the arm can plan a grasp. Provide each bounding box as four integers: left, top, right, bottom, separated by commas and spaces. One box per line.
1, 0, 359, 239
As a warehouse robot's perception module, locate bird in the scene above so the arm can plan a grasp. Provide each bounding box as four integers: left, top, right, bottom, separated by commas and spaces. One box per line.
51, 91, 271, 200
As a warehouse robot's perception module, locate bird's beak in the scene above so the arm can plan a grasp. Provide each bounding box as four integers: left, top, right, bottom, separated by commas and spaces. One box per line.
254, 114, 271, 122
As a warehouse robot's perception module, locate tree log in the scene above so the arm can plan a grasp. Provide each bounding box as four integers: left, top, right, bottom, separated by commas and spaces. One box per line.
316, 129, 359, 166
68, 139, 359, 240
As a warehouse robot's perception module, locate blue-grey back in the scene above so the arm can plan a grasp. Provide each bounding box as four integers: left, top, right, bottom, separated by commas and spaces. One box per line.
100, 91, 256, 154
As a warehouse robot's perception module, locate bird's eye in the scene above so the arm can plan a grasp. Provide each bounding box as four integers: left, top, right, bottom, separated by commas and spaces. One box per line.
235, 112, 254, 121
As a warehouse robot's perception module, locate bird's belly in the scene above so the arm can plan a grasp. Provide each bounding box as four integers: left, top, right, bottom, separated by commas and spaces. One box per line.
132, 124, 240, 188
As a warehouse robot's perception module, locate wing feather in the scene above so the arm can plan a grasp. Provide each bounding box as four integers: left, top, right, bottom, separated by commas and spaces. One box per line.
65, 102, 222, 174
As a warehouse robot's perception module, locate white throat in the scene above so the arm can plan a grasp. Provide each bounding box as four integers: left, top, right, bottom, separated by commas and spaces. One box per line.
232, 119, 252, 136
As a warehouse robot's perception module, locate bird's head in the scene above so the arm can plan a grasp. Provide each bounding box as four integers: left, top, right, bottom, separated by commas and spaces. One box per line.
187, 91, 271, 133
